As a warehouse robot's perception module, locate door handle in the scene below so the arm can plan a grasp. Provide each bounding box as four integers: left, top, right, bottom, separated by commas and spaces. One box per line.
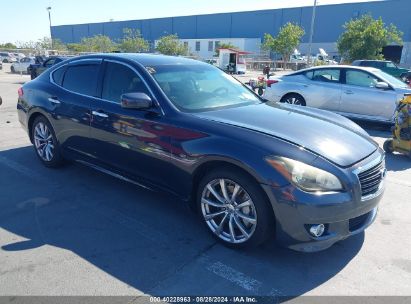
344, 90, 354, 95
92, 110, 109, 118
48, 97, 61, 104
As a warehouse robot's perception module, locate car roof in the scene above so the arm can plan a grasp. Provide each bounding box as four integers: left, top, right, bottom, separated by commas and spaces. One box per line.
68, 53, 205, 66
291, 65, 380, 74
354, 60, 390, 63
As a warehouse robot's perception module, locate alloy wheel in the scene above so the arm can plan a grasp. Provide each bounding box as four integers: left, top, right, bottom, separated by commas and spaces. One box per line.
201, 179, 257, 244
33, 122, 55, 162
285, 96, 303, 105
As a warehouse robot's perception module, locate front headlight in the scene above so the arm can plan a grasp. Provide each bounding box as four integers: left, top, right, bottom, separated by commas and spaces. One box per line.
266, 156, 343, 192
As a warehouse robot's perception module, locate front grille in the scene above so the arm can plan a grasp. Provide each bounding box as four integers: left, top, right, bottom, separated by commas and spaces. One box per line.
349, 212, 370, 232
357, 160, 384, 198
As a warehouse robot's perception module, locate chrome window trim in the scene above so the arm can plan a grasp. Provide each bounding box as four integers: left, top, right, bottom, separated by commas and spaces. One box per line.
49, 60, 102, 101
49, 58, 164, 115
353, 152, 386, 201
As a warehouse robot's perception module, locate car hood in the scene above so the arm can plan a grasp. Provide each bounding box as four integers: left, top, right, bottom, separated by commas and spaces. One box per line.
195, 103, 378, 167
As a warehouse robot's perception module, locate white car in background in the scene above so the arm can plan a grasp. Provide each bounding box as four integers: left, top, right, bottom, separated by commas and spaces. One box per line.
11, 57, 35, 74
13, 53, 26, 59
0, 52, 17, 63
263, 65, 411, 123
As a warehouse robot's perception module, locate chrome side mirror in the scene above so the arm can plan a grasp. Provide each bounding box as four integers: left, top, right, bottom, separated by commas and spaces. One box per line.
375, 82, 390, 90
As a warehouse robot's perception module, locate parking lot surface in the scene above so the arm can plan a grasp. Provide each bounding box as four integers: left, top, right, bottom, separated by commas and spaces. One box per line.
0, 64, 410, 298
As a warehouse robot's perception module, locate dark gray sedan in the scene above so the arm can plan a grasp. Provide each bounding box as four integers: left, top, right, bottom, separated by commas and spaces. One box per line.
17, 54, 385, 252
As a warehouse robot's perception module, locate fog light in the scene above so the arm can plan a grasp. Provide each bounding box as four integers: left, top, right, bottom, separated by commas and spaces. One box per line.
309, 224, 325, 237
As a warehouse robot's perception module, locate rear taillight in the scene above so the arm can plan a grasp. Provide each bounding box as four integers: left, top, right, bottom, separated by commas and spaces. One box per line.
18, 87, 23, 97
266, 79, 279, 87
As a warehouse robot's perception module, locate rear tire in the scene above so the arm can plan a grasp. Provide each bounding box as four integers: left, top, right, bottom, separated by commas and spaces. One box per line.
31, 116, 64, 168
10, 66, 15, 73
197, 167, 274, 249
281, 93, 306, 106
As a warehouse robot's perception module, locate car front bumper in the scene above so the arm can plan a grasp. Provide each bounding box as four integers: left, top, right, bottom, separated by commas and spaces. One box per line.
261, 153, 385, 252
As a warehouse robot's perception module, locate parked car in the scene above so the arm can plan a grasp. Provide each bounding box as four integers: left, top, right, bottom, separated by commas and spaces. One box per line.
17, 54, 385, 252
352, 60, 410, 81
263, 65, 411, 123
13, 53, 26, 59
28, 56, 71, 80
0, 52, 17, 63
11, 57, 35, 74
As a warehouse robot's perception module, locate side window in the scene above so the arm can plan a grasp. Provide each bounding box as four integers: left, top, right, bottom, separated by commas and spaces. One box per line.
308, 69, 340, 83
386, 62, 396, 68
102, 62, 149, 103
208, 41, 213, 52
304, 70, 314, 79
44, 59, 56, 68
346, 70, 379, 88
52, 66, 66, 86
62, 64, 100, 96
373, 62, 383, 69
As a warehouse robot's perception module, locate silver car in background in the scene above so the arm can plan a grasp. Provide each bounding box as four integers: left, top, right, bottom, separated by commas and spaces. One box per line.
263, 66, 411, 123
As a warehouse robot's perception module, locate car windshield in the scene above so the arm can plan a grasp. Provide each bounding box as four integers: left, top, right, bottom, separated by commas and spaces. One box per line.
146, 64, 261, 112
373, 69, 408, 88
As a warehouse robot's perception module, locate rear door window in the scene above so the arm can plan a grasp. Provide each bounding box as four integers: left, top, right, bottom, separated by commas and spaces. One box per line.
62, 64, 100, 96
52, 67, 66, 86
306, 69, 341, 83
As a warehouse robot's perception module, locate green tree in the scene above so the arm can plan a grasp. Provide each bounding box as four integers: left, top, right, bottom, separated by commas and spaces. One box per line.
337, 14, 403, 62
16, 40, 37, 50
263, 22, 305, 69
80, 35, 117, 53
156, 34, 188, 56
119, 28, 149, 53
34, 37, 67, 51
0, 42, 17, 49
67, 43, 85, 53
214, 42, 237, 56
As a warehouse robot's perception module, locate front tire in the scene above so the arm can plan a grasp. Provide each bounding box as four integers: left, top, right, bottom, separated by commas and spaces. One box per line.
197, 167, 274, 248
31, 116, 64, 168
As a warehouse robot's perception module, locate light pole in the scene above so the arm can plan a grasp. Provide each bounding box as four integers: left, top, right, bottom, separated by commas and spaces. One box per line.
47, 7, 53, 49
307, 0, 318, 66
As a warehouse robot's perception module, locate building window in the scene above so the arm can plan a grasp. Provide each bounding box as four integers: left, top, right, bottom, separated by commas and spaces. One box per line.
208, 41, 213, 52
215, 41, 220, 50
183, 41, 188, 49
195, 41, 201, 52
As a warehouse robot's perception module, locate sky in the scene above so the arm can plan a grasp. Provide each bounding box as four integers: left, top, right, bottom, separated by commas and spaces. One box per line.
0, 0, 379, 44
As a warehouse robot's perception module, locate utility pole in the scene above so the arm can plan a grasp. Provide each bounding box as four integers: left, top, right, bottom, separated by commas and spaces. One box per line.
307, 0, 318, 66
47, 7, 53, 49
